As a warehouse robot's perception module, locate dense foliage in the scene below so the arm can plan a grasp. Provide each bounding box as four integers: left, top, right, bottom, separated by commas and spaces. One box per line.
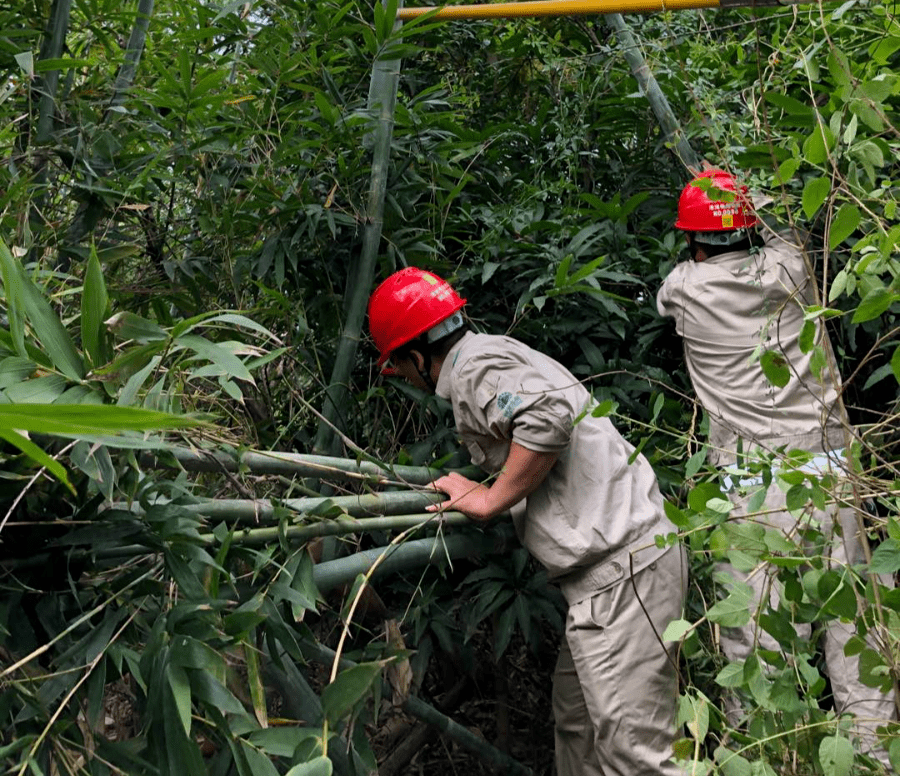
0, 0, 898, 774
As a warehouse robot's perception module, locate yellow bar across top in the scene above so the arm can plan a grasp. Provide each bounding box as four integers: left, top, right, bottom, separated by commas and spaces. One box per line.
396, 0, 725, 19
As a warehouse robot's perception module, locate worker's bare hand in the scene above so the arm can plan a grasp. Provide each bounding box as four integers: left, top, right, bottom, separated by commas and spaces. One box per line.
426, 473, 491, 522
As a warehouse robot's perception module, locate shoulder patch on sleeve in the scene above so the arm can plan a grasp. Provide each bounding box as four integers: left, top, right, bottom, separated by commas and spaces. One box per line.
497, 391, 523, 418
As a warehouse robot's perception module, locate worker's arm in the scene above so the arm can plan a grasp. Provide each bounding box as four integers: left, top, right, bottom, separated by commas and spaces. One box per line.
426, 441, 558, 523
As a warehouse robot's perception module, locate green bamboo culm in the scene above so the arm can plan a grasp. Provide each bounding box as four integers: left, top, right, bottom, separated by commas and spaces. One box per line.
163, 489, 447, 523
108, 0, 155, 113
604, 13, 700, 174
143, 446, 479, 486
314, 0, 405, 457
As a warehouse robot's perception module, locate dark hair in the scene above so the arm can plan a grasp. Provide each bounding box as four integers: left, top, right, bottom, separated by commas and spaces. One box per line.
393, 326, 468, 363
691, 229, 763, 259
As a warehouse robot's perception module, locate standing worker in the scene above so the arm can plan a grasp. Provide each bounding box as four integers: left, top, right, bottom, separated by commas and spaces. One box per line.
368, 267, 687, 776
656, 169, 896, 760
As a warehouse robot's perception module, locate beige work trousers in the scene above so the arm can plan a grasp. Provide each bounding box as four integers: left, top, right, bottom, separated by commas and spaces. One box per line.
553, 544, 688, 776
717, 482, 897, 759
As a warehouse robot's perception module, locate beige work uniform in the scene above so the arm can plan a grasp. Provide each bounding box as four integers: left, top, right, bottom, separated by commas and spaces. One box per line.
436, 332, 687, 776
657, 234, 896, 754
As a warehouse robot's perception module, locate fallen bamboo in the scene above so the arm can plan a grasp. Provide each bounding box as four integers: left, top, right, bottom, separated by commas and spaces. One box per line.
142, 447, 479, 486
4, 514, 513, 572
396, 0, 810, 20
163, 490, 447, 524
312, 524, 516, 592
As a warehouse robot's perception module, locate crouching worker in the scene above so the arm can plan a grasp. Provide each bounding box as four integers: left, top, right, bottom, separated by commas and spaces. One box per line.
368, 267, 687, 776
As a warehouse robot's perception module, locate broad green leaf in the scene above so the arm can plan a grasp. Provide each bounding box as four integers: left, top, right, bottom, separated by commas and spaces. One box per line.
591, 400, 618, 418
828, 204, 861, 249
81, 247, 109, 368
684, 449, 706, 480
798, 320, 816, 354
714, 661, 745, 689
707, 586, 752, 628
320, 662, 384, 725
851, 288, 897, 324
869, 538, 900, 574
818, 735, 854, 776
285, 757, 333, 776
892, 345, 900, 385
802, 124, 834, 165
764, 92, 814, 117
714, 745, 752, 776
802, 177, 830, 219
0, 357, 36, 389
4, 374, 67, 404
759, 350, 790, 388
662, 619, 693, 642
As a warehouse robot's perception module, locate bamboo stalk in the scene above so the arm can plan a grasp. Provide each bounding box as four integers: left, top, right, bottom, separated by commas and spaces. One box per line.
396, 0, 808, 19
314, 0, 406, 457
164, 490, 446, 523
200, 511, 473, 546
108, 0, 156, 113
604, 13, 701, 171
4, 513, 509, 568
141, 447, 479, 486
311, 524, 516, 592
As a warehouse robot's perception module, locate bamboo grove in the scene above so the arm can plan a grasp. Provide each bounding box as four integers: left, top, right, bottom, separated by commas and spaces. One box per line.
0, 0, 899, 774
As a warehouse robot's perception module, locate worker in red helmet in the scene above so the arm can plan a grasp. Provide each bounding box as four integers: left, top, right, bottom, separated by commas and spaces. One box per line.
658, 170, 896, 759
369, 267, 687, 776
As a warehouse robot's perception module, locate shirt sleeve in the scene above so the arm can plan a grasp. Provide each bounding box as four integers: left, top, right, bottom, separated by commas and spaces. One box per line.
657, 266, 685, 320
452, 351, 577, 454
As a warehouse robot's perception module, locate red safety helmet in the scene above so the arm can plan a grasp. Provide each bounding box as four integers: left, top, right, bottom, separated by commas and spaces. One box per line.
675, 169, 758, 232
368, 267, 467, 368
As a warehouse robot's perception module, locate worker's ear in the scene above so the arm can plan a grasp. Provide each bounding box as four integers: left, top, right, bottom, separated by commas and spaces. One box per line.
408, 349, 426, 372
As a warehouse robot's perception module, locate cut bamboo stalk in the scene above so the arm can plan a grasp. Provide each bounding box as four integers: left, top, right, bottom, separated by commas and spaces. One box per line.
201, 512, 473, 547
142, 447, 479, 486
312, 524, 516, 592
396, 0, 809, 20
158, 490, 446, 524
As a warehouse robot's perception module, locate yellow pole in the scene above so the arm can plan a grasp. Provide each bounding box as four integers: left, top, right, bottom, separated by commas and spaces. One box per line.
396, 0, 814, 19
397, 0, 720, 19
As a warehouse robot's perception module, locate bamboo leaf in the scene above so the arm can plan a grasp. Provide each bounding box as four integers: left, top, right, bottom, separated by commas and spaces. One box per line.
82, 246, 109, 368
106, 312, 168, 342
167, 664, 192, 737
0, 428, 74, 493
0, 404, 200, 435
18, 270, 83, 381
0, 238, 28, 358
892, 345, 900, 384
285, 758, 333, 776
321, 662, 384, 725
175, 334, 254, 384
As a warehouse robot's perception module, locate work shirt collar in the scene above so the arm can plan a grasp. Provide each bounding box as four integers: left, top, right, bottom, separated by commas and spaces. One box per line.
434, 331, 475, 400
